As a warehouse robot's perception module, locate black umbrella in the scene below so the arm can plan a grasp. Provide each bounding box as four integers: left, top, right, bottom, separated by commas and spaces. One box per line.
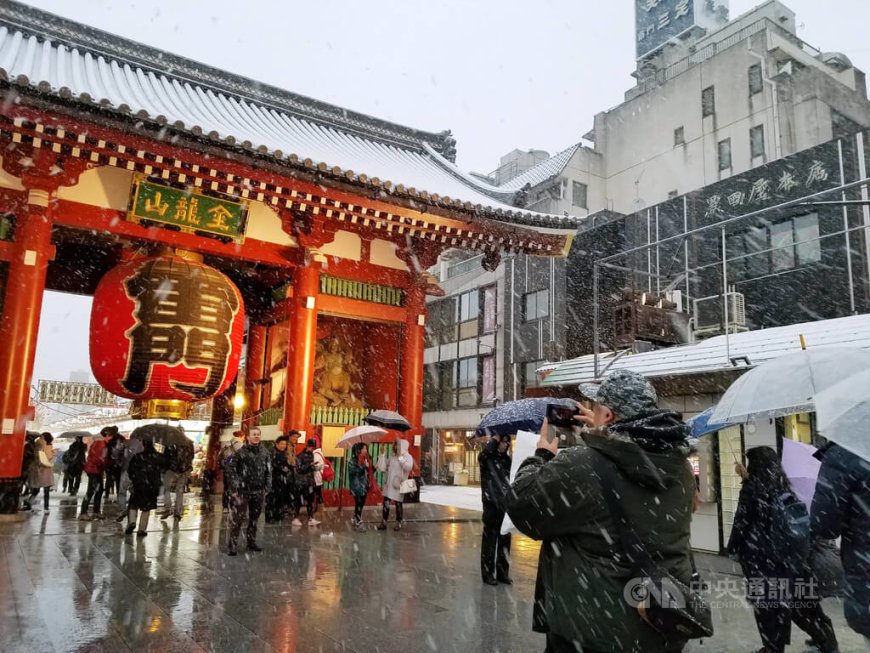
130, 423, 189, 448
474, 397, 576, 437
364, 410, 412, 432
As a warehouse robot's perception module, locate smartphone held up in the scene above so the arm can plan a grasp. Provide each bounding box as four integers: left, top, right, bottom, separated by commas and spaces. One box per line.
545, 403, 582, 448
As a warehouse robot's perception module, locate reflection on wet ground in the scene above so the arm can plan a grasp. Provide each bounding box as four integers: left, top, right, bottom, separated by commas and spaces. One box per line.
0, 494, 864, 652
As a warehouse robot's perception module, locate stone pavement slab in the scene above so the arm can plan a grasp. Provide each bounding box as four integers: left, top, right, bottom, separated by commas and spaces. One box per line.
0, 493, 865, 652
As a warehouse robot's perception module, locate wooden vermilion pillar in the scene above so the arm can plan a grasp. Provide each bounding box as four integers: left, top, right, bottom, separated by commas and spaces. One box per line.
0, 186, 55, 512
242, 324, 267, 431
399, 282, 426, 469
284, 264, 320, 437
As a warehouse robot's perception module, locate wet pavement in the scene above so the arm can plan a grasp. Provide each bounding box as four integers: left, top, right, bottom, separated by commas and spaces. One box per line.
1, 492, 865, 652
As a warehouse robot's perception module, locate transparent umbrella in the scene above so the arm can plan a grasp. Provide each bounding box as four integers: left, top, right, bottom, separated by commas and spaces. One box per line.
709, 347, 870, 425
815, 368, 870, 462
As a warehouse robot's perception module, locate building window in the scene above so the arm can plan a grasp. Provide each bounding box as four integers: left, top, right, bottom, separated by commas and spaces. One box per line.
748, 64, 763, 96
726, 213, 821, 281
521, 360, 545, 394
458, 289, 479, 322
456, 357, 479, 407
674, 126, 685, 146
425, 296, 457, 346
718, 138, 732, 171
702, 86, 715, 118
750, 125, 765, 158
523, 289, 549, 321
572, 181, 588, 209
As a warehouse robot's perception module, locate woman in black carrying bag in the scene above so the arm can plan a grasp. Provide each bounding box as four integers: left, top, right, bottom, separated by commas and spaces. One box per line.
727, 446, 840, 653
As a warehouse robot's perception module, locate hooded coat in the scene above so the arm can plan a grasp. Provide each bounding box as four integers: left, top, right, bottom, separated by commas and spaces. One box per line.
811, 444, 870, 637
478, 437, 511, 509
380, 439, 413, 502
505, 411, 695, 653
127, 444, 165, 511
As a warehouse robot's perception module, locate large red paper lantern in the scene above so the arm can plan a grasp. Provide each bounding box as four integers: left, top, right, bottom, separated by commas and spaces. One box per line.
90, 256, 245, 401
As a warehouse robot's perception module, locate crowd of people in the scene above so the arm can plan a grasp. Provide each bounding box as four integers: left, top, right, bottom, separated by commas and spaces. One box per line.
217, 428, 413, 554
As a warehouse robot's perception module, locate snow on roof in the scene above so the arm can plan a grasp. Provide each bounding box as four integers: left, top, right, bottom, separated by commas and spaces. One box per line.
493, 144, 583, 193
541, 313, 870, 387
0, 2, 580, 230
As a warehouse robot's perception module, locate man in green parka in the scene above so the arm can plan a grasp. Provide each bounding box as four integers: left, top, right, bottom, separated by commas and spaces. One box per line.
505, 370, 695, 653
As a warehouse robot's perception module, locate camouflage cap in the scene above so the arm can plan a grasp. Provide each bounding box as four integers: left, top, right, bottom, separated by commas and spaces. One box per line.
579, 370, 657, 419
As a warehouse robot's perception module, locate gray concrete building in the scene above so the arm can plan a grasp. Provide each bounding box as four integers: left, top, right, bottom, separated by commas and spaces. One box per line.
420, 0, 870, 485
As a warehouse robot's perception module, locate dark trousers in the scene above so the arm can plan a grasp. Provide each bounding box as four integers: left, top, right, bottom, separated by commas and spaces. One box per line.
751, 596, 838, 652
353, 493, 367, 524
481, 501, 511, 581
265, 482, 289, 522
80, 473, 104, 515
64, 468, 82, 494
228, 492, 265, 550
298, 485, 315, 519
382, 498, 403, 523
29, 486, 50, 510
105, 468, 120, 496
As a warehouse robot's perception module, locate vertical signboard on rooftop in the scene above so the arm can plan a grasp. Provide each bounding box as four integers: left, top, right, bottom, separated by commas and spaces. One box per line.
636, 0, 729, 60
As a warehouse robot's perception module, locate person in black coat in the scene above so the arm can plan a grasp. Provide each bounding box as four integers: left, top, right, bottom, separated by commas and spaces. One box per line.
266, 435, 293, 523
478, 433, 512, 586
811, 443, 870, 644
225, 428, 271, 555
295, 440, 318, 525
64, 435, 87, 495
124, 437, 164, 537
727, 446, 839, 653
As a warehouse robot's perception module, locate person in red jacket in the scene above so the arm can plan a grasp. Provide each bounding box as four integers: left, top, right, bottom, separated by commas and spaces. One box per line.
79, 430, 109, 520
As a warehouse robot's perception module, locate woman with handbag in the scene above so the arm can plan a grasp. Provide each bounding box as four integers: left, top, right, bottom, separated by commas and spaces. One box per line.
28, 433, 55, 512
377, 439, 413, 531
727, 447, 840, 653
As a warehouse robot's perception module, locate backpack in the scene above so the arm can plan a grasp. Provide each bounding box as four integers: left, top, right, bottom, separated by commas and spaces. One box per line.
769, 491, 811, 565
321, 457, 335, 483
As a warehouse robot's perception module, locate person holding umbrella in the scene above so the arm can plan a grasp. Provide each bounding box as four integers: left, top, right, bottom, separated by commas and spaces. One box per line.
376, 438, 413, 531
124, 437, 163, 537
348, 442, 374, 531
478, 433, 512, 586
727, 446, 839, 653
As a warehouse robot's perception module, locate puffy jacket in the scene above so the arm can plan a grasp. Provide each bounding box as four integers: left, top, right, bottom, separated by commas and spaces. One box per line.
505, 412, 695, 653
348, 443, 369, 498
271, 448, 294, 487
226, 444, 271, 495
478, 438, 511, 508
811, 444, 870, 637
83, 438, 108, 475
296, 450, 316, 488
127, 449, 165, 511
65, 440, 87, 471
164, 440, 194, 474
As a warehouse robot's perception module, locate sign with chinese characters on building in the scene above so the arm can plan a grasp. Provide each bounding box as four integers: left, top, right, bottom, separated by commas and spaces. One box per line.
38, 380, 118, 406
636, 0, 729, 60
128, 176, 248, 242
698, 140, 841, 221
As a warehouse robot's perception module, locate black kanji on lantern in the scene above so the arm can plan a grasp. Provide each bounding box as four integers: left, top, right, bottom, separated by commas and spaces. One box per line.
121, 258, 240, 398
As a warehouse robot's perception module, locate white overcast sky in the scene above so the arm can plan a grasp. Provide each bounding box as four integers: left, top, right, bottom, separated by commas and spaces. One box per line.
23, 0, 870, 383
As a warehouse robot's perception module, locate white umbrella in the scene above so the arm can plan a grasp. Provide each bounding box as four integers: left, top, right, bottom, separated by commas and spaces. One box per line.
710, 347, 870, 425
336, 425, 388, 449
815, 368, 870, 462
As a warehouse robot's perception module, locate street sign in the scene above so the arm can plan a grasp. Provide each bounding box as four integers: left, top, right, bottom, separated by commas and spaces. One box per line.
38, 380, 118, 406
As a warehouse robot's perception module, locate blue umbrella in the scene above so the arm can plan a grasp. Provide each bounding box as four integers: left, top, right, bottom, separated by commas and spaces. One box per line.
474, 397, 576, 437
686, 407, 728, 438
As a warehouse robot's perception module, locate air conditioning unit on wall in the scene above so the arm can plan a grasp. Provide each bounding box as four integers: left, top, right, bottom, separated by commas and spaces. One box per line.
693, 292, 747, 336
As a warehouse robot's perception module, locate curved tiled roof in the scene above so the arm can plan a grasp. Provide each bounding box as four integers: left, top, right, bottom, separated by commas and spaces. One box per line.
493, 144, 582, 192
0, 1, 580, 231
